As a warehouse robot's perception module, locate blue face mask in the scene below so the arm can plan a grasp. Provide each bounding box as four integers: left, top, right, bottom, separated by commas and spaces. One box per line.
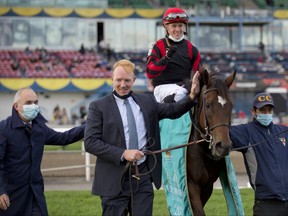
20, 104, 40, 121
256, 113, 273, 126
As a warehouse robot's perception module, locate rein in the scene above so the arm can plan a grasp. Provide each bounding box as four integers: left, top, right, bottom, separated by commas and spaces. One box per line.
130, 127, 288, 180
149, 138, 206, 154
125, 138, 206, 180
232, 127, 288, 151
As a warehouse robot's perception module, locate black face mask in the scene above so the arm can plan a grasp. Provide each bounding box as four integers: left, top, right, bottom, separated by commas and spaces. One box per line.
113, 90, 132, 99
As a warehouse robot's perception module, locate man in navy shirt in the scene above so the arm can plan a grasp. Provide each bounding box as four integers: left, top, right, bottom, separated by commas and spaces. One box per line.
230, 92, 288, 216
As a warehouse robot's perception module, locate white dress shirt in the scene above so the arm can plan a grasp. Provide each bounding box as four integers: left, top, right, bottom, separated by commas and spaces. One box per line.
114, 95, 147, 164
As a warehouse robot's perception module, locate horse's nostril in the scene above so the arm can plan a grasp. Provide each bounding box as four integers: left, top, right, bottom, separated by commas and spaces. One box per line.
215, 142, 223, 150
214, 142, 231, 156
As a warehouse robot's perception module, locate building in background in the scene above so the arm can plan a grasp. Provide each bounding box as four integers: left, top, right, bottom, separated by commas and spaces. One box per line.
0, 0, 287, 124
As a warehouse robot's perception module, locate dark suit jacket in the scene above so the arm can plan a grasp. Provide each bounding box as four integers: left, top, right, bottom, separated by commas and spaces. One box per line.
84, 92, 196, 196
0, 108, 85, 216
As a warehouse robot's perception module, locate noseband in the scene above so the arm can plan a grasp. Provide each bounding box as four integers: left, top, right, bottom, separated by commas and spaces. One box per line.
192, 87, 231, 147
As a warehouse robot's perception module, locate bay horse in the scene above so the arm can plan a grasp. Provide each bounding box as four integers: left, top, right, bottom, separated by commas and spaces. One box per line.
186, 68, 236, 215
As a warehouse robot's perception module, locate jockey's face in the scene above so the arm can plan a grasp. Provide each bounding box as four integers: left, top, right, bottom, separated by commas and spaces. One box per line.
165, 22, 185, 40
112, 66, 136, 96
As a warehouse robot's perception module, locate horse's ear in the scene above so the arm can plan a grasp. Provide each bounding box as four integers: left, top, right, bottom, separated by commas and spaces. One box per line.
200, 69, 209, 87
225, 69, 236, 88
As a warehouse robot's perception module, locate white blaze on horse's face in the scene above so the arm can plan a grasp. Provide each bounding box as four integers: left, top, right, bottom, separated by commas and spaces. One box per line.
218, 96, 226, 107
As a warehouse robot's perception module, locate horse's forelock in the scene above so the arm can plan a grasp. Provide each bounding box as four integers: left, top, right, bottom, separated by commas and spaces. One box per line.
208, 71, 230, 99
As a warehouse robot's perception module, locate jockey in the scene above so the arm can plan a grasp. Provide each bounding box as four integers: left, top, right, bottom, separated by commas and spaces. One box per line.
146, 7, 202, 103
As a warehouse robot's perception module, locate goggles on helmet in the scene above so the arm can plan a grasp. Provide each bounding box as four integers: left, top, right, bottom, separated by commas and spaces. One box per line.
163, 13, 188, 22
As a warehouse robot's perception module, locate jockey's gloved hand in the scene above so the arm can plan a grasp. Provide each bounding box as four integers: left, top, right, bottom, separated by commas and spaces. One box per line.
163, 93, 176, 103
165, 45, 177, 60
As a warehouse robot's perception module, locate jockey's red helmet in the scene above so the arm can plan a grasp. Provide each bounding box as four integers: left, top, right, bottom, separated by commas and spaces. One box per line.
162, 7, 189, 26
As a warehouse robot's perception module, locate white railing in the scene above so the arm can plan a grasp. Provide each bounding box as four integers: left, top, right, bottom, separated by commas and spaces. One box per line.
42, 139, 94, 182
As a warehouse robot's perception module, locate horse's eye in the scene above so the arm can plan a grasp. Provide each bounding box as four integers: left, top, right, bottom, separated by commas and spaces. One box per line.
205, 103, 211, 109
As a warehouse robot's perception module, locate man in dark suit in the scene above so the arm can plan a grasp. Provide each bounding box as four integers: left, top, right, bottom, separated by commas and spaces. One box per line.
84, 59, 200, 216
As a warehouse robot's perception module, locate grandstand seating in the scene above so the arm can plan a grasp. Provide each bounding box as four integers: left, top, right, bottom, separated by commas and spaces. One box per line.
107, 0, 239, 9
3, 0, 288, 10
220, 0, 238, 7
254, 0, 288, 9
108, 0, 128, 8
129, 0, 152, 8
0, 49, 111, 78
108, 0, 152, 8
1, 48, 287, 82
201, 50, 287, 81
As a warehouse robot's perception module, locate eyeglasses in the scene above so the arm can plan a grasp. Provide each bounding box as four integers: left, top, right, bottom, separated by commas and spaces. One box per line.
163, 13, 188, 21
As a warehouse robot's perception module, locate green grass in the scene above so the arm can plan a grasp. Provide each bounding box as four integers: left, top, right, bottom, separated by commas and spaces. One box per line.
45, 189, 254, 216
44, 141, 83, 151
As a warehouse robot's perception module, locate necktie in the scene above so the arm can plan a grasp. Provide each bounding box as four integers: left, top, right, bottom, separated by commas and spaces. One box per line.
124, 99, 139, 149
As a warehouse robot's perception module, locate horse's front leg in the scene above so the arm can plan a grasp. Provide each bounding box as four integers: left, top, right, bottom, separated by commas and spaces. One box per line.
187, 181, 205, 216
200, 183, 214, 207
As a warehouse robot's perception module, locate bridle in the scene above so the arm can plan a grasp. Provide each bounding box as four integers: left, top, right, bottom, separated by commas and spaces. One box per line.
191, 86, 231, 149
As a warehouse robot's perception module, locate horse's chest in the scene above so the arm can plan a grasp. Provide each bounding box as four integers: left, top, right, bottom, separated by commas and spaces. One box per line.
205, 163, 222, 182
188, 158, 224, 183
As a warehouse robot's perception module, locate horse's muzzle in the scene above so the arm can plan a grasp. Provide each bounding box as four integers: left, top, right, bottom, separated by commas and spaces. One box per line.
212, 141, 232, 159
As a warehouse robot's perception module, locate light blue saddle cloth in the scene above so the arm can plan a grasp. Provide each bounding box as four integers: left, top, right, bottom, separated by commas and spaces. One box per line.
160, 113, 244, 216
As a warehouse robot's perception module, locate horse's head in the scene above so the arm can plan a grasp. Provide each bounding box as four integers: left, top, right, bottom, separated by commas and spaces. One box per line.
194, 68, 236, 160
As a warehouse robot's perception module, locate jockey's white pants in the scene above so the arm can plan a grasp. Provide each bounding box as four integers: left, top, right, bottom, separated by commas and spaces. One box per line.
153, 84, 188, 103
